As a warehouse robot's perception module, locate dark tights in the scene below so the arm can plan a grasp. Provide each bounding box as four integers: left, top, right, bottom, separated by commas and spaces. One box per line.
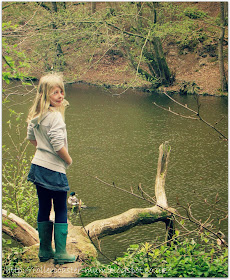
36, 185, 67, 223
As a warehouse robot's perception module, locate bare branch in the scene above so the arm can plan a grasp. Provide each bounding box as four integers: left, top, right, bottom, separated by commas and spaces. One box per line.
154, 91, 228, 140
153, 102, 199, 120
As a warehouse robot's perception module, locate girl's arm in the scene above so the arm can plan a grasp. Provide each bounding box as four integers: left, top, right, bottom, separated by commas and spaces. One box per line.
29, 140, 37, 146
56, 146, 72, 165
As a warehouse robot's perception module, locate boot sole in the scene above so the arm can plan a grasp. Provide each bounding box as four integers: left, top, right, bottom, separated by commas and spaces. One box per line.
54, 258, 76, 265
39, 257, 54, 262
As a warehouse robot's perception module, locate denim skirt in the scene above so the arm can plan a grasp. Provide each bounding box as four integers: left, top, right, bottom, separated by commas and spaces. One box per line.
27, 164, 69, 192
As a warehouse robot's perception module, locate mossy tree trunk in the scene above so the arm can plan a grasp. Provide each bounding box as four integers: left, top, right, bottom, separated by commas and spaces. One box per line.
91, 2, 96, 14
120, 3, 173, 88
218, 2, 228, 92
143, 38, 172, 86
124, 36, 173, 87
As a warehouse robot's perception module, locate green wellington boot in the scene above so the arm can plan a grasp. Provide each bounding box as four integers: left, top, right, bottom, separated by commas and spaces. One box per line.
37, 221, 55, 262
54, 223, 76, 264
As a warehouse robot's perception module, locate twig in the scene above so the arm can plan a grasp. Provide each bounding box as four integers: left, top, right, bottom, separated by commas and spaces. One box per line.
154, 229, 198, 249
193, 190, 228, 215
138, 183, 156, 203
89, 174, 155, 205
154, 91, 228, 140
163, 91, 197, 114
153, 102, 199, 120
113, 30, 151, 96
174, 216, 191, 232
88, 174, 228, 247
218, 214, 228, 224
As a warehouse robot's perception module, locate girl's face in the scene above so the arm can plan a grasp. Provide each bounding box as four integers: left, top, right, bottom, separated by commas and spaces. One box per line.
49, 86, 64, 107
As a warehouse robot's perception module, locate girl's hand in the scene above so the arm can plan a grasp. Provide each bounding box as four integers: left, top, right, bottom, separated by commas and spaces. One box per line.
56, 147, 73, 166
67, 156, 73, 166
29, 140, 37, 147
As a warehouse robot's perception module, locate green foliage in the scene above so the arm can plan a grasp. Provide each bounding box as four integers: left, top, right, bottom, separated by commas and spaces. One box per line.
2, 246, 27, 278
80, 239, 228, 277
2, 21, 38, 274
2, 154, 37, 225
2, 96, 38, 275
2, 33, 31, 83
2, 2, 224, 88
184, 7, 207, 19
179, 81, 200, 95
2, 110, 37, 226
2, 16, 37, 230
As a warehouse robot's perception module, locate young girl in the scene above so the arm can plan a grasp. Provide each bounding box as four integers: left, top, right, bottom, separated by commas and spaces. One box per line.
27, 73, 76, 264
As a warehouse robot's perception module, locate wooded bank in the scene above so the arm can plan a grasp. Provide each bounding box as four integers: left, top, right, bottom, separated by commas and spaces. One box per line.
2, 2, 228, 95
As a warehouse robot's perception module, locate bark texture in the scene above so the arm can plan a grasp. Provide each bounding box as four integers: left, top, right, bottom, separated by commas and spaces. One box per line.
85, 205, 175, 239
155, 142, 170, 208
218, 2, 228, 92
2, 209, 39, 246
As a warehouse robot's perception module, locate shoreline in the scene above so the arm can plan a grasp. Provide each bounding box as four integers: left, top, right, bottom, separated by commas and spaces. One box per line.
10, 77, 228, 98
67, 79, 228, 97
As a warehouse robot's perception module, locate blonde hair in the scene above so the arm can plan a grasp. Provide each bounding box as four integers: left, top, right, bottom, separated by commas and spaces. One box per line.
27, 73, 69, 123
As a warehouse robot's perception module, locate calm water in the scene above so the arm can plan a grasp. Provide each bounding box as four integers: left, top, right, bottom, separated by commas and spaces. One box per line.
2, 83, 228, 262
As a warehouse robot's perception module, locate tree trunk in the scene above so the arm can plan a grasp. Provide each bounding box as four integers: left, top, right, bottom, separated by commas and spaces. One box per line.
155, 142, 170, 208
144, 38, 172, 86
122, 37, 155, 82
165, 217, 175, 245
125, 35, 172, 87
136, 2, 143, 32
91, 2, 96, 14
51, 2, 65, 70
218, 2, 228, 92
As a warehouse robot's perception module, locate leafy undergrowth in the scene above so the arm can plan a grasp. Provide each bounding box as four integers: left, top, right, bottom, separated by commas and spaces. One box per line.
80, 238, 228, 277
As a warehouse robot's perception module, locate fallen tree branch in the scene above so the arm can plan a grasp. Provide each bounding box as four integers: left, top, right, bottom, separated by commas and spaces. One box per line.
85, 205, 174, 240
85, 142, 174, 239
155, 142, 170, 208
2, 209, 39, 246
78, 206, 140, 277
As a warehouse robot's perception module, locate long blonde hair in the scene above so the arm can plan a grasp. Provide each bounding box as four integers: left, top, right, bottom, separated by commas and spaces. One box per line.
27, 73, 69, 123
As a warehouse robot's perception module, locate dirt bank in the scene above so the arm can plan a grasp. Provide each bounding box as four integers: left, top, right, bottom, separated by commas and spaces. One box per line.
65, 47, 227, 96
62, 2, 227, 96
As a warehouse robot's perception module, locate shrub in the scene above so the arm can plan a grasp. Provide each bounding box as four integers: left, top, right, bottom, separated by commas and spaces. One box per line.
2, 110, 38, 226
80, 239, 228, 277
184, 7, 207, 19
2, 246, 27, 278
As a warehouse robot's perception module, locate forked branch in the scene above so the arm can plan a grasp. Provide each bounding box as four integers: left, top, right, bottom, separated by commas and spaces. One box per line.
154, 91, 228, 140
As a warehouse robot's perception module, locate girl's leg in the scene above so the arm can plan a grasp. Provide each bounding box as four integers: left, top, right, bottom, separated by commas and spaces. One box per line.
53, 223, 76, 264
36, 186, 55, 262
36, 185, 52, 222
52, 190, 76, 264
52, 191, 68, 223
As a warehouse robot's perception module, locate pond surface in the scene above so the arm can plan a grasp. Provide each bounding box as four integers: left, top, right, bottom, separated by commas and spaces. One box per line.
2, 83, 228, 263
